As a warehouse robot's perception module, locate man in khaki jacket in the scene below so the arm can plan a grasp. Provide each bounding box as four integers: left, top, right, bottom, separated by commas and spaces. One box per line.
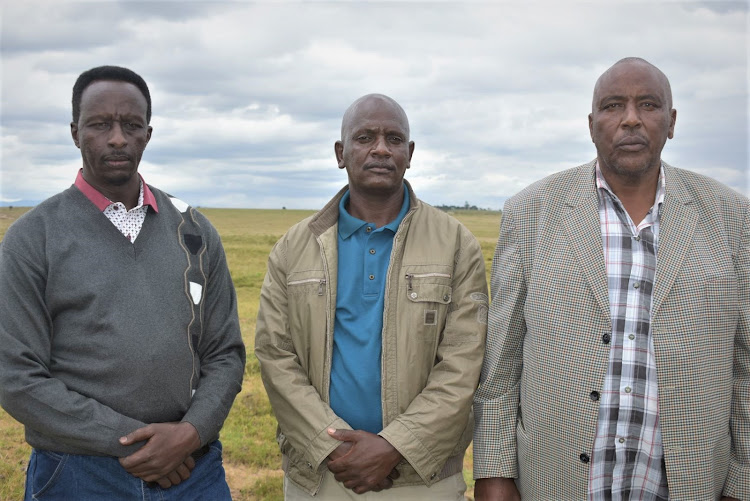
473, 58, 748, 500
255, 94, 487, 499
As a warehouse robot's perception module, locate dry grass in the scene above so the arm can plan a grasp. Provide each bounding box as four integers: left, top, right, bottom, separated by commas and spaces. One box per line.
0, 206, 500, 500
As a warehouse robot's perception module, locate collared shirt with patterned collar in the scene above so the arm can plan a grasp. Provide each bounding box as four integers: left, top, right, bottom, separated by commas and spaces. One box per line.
74, 169, 158, 243
589, 163, 669, 500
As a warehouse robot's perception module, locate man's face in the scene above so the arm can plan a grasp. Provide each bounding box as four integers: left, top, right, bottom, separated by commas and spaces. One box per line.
335, 97, 414, 197
589, 62, 676, 180
71, 80, 152, 191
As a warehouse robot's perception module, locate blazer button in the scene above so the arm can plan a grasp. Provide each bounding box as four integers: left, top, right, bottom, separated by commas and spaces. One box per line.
580, 453, 590, 463
602, 333, 611, 344
589, 391, 600, 401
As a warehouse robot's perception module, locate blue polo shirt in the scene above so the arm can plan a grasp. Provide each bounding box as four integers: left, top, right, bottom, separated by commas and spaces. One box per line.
328, 187, 410, 433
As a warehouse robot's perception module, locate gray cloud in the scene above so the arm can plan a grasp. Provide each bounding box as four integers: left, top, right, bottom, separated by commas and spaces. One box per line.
1, 0, 747, 208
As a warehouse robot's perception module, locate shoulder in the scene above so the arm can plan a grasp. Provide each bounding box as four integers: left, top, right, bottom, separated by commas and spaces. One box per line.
505, 161, 595, 211
2, 188, 76, 246
665, 164, 748, 208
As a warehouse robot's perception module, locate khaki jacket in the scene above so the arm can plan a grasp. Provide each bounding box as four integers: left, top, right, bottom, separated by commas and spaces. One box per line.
473, 161, 750, 500
255, 182, 488, 494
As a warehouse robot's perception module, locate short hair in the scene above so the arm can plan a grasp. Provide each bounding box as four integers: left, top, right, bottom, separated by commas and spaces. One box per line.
341, 94, 410, 141
72, 65, 152, 124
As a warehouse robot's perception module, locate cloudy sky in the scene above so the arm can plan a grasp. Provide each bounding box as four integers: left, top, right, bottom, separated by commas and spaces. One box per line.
1, 0, 747, 209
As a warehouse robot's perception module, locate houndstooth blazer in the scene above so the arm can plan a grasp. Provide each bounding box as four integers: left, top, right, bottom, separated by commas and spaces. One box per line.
473, 160, 749, 500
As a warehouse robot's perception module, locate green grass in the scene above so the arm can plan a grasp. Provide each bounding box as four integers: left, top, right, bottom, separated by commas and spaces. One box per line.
0, 205, 500, 500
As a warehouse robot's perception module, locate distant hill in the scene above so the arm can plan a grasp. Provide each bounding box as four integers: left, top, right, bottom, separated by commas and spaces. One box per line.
0, 201, 39, 208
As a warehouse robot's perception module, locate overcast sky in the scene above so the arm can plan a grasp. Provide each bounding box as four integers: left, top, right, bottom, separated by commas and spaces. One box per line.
1, 1, 747, 210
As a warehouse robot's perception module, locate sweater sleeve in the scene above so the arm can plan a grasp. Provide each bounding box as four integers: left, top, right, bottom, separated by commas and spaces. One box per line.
0, 230, 147, 456
180, 215, 246, 446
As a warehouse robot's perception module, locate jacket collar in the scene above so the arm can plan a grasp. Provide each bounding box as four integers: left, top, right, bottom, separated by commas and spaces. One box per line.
309, 179, 420, 238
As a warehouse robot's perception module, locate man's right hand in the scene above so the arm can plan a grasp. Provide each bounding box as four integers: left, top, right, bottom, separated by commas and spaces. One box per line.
326, 432, 400, 493
474, 477, 520, 501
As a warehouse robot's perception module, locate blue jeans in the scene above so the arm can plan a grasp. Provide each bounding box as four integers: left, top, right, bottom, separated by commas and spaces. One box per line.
24, 441, 231, 501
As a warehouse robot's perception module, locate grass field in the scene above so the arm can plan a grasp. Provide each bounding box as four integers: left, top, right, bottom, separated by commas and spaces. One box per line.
0, 205, 500, 500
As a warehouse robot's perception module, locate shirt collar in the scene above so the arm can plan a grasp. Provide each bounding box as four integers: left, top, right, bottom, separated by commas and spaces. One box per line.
595, 162, 666, 212
338, 185, 410, 240
74, 169, 159, 213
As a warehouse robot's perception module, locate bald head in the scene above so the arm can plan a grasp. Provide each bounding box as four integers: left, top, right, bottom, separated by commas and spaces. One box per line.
593, 57, 673, 111
340, 94, 410, 142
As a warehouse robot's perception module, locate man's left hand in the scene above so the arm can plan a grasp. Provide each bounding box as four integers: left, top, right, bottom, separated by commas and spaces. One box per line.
118, 422, 202, 483
326, 428, 403, 494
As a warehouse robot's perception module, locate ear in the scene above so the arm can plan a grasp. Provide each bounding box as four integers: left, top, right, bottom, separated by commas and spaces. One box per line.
667, 109, 676, 139
588, 113, 594, 142
71, 122, 81, 149
334, 141, 345, 169
146, 125, 153, 144
407, 141, 415, 167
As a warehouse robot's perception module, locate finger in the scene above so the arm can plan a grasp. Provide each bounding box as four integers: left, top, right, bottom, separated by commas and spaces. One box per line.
119, 425, 155, 446
156, 478, 172, 489
327, 427, 355, 442
166, 470, 182, 486
388, 467, 400, 480
175, 463, 191, 481
184, 456, 196, 471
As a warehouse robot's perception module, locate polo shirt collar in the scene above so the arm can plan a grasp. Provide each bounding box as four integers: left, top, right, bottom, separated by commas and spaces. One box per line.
74, 169, 159, 213
338, 185, 410, 240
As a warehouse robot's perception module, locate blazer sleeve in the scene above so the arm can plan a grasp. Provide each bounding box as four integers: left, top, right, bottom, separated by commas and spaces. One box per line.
724, 202, 750, 499
473, 205, 527, 479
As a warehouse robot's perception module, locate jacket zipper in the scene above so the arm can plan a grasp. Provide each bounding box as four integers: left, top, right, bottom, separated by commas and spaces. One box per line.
405, 272, 452, 291
287, 277, 327, 296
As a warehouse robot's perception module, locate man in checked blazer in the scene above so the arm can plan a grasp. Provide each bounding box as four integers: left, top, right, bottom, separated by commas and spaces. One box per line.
473, 57, 749, 500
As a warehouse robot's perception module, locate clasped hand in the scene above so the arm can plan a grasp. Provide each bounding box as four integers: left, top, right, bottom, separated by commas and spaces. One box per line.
326, 428, 403, 494
118, 421, 202, 489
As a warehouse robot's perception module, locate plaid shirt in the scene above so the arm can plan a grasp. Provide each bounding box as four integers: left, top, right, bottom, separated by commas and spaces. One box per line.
589, 164, 669, 500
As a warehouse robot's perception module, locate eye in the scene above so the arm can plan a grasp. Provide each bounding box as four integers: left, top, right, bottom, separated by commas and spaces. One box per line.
356, 135, 371, 142
388, 136, 404, 143
123, 122, 142, 131
90, 122, 110, 130
602, 103, 621, 110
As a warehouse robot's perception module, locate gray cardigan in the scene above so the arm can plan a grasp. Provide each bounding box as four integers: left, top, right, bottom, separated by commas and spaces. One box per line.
0, 185, 245, 456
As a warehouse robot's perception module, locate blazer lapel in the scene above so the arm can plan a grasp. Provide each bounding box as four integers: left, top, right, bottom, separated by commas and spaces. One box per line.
563, 161, 611, 323
651, 163, 698, 318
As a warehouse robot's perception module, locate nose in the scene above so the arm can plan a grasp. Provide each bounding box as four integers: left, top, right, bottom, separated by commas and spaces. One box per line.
621, 102, 641, 128
371, 135, 391, 157
107, 121, 128, 148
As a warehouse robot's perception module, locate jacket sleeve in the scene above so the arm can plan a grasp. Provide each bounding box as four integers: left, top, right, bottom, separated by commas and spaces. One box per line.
254, 238, 350, 470
181, 219, 246, 446
378, 226, 488, 484
472, 206, 526, 479
0, 234, 147, 456
724, 202, 750, 499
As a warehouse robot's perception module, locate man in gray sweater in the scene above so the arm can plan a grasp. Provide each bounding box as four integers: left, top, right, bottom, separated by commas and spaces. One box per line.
0, 66, 245, 500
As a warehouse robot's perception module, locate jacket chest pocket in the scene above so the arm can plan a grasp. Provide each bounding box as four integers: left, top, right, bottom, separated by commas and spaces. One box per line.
404, 272, 452, 332
286, 272, 328, 367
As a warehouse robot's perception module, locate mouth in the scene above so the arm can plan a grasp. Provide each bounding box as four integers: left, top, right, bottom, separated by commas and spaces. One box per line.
616, 136, 648, 152
103, 156, 132, 167
364, 163, 395, 173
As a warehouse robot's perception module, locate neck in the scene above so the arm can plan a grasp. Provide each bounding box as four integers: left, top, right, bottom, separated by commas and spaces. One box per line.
86, 175, 141, 210
346, 185, 405, 228
600, 161, 660, 224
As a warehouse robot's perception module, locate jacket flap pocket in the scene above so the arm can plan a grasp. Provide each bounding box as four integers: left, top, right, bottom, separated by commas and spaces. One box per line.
407, 282, 453, 304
